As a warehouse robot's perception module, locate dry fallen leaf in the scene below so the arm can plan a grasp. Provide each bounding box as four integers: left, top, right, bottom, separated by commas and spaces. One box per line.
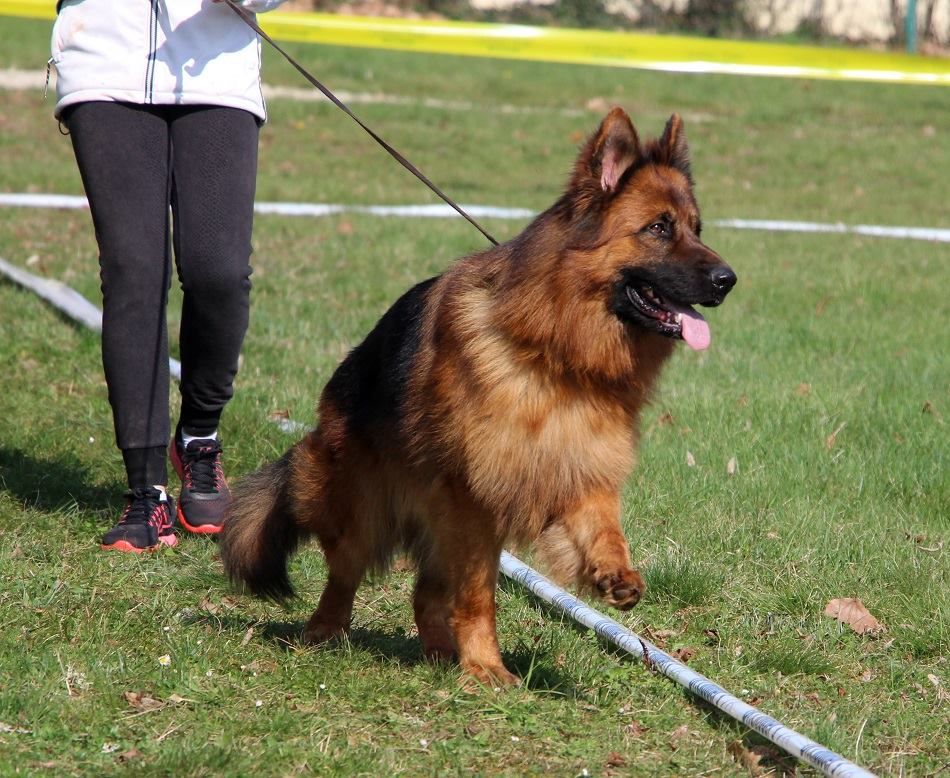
642, 627, 676, 647
199, 599, 220, 615
824, 598, 885, 635
244, 658, 278, 675
729, 740, 793, 776
671, 646, 697, 663
604, 751, 627, 768
124, 691, 164, 712
117, 748, 141, 763
685, 451, 696, 467
728, 740, 765, 776
825, 422, 846, 450
727, 457, 738, 475
669, 724, 689, 750
902, 532, 944, 552
200, 597, 238, 615
624, 720, 647, 737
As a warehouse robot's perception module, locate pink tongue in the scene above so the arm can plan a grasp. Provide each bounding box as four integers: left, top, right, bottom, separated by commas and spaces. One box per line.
668, 302, 710, 351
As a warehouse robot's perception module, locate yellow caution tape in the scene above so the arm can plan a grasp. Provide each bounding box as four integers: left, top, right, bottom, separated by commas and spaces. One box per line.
8, 0, 948, 86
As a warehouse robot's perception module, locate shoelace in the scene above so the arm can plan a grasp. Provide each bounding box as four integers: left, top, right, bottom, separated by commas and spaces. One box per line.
183, 442, 223, 493
121, 487, 165, 525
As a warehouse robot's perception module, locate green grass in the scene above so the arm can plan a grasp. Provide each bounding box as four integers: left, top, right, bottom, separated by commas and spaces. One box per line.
1, 13, 948, 777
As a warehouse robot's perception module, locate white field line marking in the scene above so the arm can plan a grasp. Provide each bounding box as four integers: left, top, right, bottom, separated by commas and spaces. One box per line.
3, 193, 948, 243
638, 59, 948, 85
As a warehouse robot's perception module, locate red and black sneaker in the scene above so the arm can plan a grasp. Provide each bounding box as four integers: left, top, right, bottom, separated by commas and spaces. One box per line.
101, 487, 178, 553
170, 437, 231, 534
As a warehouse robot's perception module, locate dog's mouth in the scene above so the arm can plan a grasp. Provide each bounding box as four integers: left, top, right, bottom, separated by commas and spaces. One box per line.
623, 282, 710, 351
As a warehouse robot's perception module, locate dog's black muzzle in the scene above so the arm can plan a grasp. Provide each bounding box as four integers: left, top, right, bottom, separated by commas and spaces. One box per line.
703, 264, 737, 306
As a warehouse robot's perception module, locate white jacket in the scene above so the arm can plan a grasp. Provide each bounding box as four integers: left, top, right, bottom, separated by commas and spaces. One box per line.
51, 0, 287, 121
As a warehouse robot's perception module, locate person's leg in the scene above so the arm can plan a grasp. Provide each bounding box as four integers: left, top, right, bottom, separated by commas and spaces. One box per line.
171, 105, 258, 437
167, 106, 259, 532
65, 101, 177, 550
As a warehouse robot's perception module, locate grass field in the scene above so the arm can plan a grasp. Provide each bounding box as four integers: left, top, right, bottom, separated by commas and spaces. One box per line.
1, 14, 948, 777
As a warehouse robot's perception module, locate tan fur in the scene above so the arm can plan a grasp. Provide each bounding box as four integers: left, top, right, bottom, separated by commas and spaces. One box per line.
222, 107, 733, 687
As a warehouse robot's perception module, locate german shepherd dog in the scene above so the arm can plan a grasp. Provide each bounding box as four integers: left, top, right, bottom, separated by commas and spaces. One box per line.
221, 107, 736, 686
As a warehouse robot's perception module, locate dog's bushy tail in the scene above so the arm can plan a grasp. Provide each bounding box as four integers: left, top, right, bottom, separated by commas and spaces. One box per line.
220, 450, 305, 600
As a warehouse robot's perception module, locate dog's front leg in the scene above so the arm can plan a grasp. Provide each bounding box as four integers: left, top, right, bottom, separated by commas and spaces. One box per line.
536, 490, 645, 610
426, 495, 520, 688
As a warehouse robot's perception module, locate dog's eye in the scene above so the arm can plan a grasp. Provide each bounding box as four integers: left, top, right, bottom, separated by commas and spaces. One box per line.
648, 222, 670, 237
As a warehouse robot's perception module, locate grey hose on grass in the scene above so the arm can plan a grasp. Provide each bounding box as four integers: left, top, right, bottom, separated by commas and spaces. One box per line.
500, 552, 876, 778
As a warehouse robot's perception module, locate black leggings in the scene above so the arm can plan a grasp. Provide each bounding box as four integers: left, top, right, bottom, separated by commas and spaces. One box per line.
65, 102, 259, 486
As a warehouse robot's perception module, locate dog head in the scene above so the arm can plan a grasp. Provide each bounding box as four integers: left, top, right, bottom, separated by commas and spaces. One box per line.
563, 107, 736, 351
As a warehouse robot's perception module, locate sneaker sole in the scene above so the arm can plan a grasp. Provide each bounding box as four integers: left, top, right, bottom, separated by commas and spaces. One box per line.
101, 534, 178, 553
177, 505, 224, 535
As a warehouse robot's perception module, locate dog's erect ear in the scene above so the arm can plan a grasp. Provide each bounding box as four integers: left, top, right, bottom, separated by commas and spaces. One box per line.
659, 113, 691, 179
596, 108, 641, 192
575, 107, 641, 195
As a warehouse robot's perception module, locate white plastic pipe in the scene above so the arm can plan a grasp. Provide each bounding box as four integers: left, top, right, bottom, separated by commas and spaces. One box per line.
0, 256, 182, 378
500, 552, 876, 778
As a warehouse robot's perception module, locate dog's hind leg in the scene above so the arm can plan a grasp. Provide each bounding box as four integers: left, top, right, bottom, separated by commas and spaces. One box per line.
302, 543, 367, 645
412, 563, 455, 662
301, 496, 380, 645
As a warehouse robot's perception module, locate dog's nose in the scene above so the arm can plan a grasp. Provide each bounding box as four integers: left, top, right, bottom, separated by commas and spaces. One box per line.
711, 266, 737, 294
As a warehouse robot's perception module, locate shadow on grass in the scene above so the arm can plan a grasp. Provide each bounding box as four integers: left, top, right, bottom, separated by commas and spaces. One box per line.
0, 445, 117, 515
181, 610, 427, 663
182, 608, 575, 692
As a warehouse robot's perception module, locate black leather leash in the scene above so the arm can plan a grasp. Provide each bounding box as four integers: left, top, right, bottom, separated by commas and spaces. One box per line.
223, 0, 499, 246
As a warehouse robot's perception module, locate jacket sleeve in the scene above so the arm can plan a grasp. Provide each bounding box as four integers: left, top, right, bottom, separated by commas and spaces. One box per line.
238, 0, 288, 11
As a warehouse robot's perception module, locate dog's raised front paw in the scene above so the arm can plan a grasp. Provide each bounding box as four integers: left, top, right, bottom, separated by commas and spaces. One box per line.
594, 567, 645, 610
